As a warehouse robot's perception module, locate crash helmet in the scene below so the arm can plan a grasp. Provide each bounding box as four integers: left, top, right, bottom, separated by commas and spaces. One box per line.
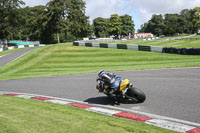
98, 70, 106, 77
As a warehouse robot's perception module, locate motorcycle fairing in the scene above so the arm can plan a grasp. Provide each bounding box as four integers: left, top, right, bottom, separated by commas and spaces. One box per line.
110, 77, 129, 91
110, 77, 120, 89
120, 79, 130, 91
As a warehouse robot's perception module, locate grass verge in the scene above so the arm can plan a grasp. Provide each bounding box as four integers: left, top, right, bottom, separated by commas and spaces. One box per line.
0, 95, 177, 133
0, 43, 200, 80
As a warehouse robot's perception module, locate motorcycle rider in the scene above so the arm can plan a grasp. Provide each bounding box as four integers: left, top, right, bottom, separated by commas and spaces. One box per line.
96, 70, 146, 104
97, 70, 117, 94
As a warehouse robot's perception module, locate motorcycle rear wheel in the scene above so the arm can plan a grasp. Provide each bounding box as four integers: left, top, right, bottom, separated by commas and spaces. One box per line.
126, 87, 146, 103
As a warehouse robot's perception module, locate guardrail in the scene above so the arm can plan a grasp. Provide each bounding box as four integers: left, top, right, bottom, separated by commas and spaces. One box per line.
73, 41, 200, 55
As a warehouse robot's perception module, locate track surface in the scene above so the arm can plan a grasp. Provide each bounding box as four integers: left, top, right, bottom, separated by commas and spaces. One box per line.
0, 48, 200, 124
0, 67, 200, 124
0, 47, 36, 67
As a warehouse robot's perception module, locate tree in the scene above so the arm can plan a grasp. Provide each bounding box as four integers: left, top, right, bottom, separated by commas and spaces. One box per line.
20, 6, 49, 42
146, 14, 165, 36
108, 14, 122, 38
138, 14, 165, 36
138, 22, 148, 33
46, 0, 91, 43
180, 9, 193, 34
0, 0, 92, 43
0, 0, 25, 40
93, 17, 109, 37
120, 14, 135, 36
138, 7, 200, 36
46, 0, 70, 43
191, 7, 200, 33
164, 14, 179, 35
67, 0, 92, 41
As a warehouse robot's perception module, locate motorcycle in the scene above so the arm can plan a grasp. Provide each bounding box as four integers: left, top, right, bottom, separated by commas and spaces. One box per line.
96, 77, 146, 103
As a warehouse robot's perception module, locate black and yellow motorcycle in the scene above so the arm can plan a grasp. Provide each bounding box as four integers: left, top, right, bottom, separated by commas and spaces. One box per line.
96, 77, 146, 103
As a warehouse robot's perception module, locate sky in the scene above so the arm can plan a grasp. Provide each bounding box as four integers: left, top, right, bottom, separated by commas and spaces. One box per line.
23, 0, 200, 31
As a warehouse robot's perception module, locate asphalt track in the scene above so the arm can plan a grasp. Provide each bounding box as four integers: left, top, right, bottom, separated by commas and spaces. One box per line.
0, 48, 200, 125
0, 47, 36, 67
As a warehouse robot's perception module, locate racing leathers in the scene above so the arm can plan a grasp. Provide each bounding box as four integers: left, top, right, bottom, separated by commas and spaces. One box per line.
97, 72, 117, 94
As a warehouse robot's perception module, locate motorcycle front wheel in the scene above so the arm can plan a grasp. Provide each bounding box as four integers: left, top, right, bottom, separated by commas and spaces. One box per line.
126, 87, 146, 103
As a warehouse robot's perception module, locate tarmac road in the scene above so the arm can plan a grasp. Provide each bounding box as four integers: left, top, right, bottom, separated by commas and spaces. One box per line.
0, 68, 200, 124
0, 47, 36, 67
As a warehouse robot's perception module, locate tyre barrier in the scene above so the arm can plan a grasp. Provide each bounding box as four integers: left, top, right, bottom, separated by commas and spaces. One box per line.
0, 44, 46, 52
162, 47, 200, 55
73, 41, 200, 55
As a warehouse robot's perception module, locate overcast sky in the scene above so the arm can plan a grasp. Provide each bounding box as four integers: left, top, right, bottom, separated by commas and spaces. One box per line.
23, 0, 200, 31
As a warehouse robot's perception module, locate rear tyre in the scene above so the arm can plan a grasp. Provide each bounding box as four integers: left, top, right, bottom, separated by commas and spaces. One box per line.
126, 87, 146, 103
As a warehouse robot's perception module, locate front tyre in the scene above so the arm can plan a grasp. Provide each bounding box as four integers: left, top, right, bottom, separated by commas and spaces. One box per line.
126, 87, 146, 103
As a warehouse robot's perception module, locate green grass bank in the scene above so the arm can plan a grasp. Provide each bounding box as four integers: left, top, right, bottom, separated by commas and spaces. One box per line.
0, 43, 200, 80
0, 95, 177, 133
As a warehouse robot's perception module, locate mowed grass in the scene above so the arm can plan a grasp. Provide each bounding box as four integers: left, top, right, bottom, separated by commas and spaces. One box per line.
109, 35, 200, 48
0, 95, 177, 133
0, 43, 200, 80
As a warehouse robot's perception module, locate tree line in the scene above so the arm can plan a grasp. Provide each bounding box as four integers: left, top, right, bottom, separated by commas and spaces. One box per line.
1, 0, 199, 44
0, 0, 92, 44
138, 7, 200, 36
0, 0, 135, 43
93, 14, 135, 38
